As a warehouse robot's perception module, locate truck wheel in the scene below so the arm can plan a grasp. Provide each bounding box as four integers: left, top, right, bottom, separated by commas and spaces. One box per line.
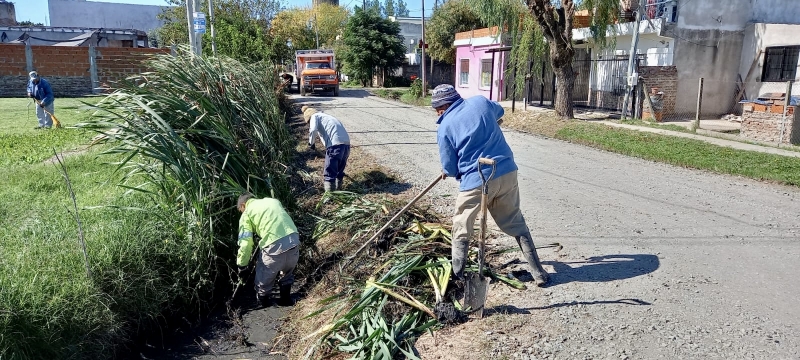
333, 85, 340, 97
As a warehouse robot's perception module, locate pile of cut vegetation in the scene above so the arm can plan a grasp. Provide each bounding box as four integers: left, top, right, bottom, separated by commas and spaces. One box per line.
0, 49, 292, 358
287, 191, 527, 359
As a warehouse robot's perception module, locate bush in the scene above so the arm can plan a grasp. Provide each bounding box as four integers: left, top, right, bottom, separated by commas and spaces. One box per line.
409, 78, 427, 99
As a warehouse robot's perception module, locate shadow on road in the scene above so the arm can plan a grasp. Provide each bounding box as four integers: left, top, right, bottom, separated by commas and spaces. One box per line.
543, 254, 660, 286
352, 142, 438, 148
345, 169, 412, 195
488, 298, 652, 315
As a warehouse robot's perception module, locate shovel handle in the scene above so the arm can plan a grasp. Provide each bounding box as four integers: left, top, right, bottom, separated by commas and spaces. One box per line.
344, 174, 443, 265
478, 158, 496, 165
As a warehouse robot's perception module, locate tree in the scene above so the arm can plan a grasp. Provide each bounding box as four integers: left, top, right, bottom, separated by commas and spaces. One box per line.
155, 0, 285, 63
340, 8, 406, 86
17, 20, 45, 27
466, 0, 621, 119
427, 0, 486, 64
271, 4, 349, 50
384, 0, 395, 17
395, 0, 409, 16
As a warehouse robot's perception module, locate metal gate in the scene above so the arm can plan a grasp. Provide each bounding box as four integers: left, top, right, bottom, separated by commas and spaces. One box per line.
522, 52, 641, 113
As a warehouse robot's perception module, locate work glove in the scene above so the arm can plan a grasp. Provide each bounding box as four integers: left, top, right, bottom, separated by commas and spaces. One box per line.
27, 93, 33, 98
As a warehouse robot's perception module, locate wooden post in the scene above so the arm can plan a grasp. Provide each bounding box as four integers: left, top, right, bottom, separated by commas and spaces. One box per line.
780, 81, 793, 145
693, 77, 704, 131
511, 63, 517, 113
489, 50, 496, 101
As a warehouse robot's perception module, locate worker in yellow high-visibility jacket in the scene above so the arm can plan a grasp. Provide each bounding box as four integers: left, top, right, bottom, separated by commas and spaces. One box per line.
236, 193, 300, 307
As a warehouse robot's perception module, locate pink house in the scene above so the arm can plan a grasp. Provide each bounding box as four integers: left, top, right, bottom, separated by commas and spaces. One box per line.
453, 27, 511, 101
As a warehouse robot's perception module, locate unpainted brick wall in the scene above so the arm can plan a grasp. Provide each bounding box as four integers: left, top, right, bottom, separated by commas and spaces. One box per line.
0, 45, 29, 97
95, 47, 167, 91
0, 44, 169, 97
740, 105, 799, 145
640, 66, 677, 115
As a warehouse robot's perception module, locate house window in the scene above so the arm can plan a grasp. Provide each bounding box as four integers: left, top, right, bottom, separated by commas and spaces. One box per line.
761, 46, 800, 82
459, 59, 469, 85
480, 59, 492, 88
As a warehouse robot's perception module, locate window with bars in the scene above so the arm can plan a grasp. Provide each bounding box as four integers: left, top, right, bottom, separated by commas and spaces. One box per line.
459, 59, 469, 85
761, 46, 800, 82
481, 59, 492, 88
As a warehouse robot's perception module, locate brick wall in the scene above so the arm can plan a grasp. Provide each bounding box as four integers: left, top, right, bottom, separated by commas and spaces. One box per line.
95, 47, 167, 90
0, 45, 29, 97
32, 46, 92, 97
640, 66, 678, 115
740, 105, 799, 145
0, 44, 168, 97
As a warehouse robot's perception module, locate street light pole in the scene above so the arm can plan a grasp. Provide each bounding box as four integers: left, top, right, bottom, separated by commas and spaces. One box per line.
420, 0, 426, 96
185, 0, 195, 53
208, 0, 216, 56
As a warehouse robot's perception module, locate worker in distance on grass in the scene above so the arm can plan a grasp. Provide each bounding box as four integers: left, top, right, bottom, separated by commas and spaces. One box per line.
236, 193, 300, 307
431, 84, 550, 287
26, 71, 55, 129
303, 106, 351, 192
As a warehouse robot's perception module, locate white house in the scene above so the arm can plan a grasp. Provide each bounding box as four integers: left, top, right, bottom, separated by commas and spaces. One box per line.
574, 0, 800, 117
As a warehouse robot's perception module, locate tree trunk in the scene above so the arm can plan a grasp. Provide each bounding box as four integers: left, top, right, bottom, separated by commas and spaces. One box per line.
550, 44, 575, 119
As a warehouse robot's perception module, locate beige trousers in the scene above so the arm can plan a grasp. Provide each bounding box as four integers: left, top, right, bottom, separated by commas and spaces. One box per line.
255, 233, 300, 298
451, 171, 529, 275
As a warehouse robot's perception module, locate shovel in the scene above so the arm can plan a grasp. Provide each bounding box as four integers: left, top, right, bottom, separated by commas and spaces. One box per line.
464, 157, 496, 318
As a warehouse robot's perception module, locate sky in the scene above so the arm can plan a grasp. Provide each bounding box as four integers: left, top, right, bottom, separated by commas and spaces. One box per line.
13, 0, 433, 25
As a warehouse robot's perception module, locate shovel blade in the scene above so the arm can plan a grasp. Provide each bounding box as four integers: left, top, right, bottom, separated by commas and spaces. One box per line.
464, 272, 488, 318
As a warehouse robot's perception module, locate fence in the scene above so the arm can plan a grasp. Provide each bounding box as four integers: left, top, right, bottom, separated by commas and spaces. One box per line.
513, 53, 641, 113
0, 43, 169, 97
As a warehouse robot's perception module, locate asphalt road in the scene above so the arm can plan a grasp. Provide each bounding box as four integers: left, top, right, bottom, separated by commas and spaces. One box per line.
294, 89, 800, 359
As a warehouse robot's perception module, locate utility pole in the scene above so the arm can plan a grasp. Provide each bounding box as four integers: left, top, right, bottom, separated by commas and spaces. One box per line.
185, 0, 195, 53
315, 13, 320, 48
194, 0, 202, 56
622, 0, 644, 119
421, 0, 427, 96
208, 0, 216, 56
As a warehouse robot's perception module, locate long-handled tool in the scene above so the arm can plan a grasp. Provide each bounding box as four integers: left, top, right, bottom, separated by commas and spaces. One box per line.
345, 174, 444, 266
35, 99, 62, 128
464, 157, 496, 318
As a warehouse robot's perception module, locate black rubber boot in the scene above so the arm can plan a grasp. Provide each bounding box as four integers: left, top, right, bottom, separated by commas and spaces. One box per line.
334, 179, 343, 191
278, 284, 293, 306
257, 294, 273, 308
515, 232, 550, 287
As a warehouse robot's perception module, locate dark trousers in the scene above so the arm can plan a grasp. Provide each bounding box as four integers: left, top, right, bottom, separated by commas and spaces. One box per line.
324, 144, 350, 182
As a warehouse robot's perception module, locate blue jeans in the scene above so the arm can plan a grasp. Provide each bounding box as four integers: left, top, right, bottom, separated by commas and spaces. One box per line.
324, 144, 350, 182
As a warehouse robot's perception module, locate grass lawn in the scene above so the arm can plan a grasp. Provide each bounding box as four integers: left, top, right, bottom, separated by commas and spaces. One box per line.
0, 96, 194, 358
501, 110, 800, 186
0, 97, 102, 166
619, 118, 694, 133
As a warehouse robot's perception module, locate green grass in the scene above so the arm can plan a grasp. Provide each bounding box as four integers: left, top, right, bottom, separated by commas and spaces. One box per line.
556, 123, 800, 185
0, 98, 101, 166
372, 88, 432, 107
619, 118, 693, 133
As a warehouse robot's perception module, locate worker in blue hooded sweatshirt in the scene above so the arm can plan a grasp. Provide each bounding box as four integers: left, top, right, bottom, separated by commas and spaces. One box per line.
26, 71, 55, 129
431, 84, 549, 287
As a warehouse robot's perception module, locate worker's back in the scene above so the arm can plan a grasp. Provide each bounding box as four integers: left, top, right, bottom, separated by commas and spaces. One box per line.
240, 198, 298, 247
312, 112, 350, 148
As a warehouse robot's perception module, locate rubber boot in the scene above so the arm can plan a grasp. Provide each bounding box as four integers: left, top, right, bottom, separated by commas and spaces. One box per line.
515, 232, 550, 286
278, 284, 293, 306
323, 181, 333, 192
334, 178, 343, 191
451, 237, 470, 281
257, 294, 273, 308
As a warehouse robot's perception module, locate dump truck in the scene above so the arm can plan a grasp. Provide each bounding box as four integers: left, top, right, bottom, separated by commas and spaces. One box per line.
296, 49, 340, 97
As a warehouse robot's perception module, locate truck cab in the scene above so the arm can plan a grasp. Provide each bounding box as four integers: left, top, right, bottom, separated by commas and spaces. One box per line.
296, 49, 340, 97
